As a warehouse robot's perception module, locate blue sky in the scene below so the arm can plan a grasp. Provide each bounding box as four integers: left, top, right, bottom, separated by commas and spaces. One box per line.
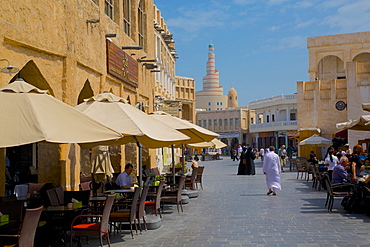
154, 0, 370, 107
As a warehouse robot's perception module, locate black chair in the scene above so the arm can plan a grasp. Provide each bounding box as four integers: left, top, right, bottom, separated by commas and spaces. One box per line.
323, 174, 354, 212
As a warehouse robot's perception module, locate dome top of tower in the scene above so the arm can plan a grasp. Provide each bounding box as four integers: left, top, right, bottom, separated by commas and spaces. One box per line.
227, 86, 238, 108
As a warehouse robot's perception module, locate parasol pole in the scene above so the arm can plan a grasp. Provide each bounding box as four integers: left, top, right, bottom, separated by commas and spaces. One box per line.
172, 144, 175, 185
182, 144, 185, 174
134, 137, 143, 187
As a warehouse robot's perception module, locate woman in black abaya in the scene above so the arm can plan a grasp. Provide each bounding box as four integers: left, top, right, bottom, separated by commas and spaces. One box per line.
245, 147, 256, 175
237, 146, 248, 175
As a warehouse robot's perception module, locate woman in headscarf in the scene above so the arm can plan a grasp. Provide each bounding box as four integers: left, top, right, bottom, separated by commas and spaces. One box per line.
245, 147, 256, 175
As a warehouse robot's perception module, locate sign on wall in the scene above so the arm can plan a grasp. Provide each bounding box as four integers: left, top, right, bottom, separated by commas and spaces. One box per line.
106, 40, 138, 88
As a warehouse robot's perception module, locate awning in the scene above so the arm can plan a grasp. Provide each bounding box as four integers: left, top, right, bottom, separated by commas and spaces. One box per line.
218, 132, 240, 139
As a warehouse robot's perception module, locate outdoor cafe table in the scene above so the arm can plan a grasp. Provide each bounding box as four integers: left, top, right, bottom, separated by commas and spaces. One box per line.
104, 189, 133, 194
42, 205, 87, 245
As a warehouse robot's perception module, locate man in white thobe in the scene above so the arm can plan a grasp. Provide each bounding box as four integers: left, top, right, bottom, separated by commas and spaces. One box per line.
263, 146, 281, 195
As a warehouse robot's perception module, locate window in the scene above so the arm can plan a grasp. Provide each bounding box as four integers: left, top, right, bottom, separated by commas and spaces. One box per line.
220, 102, 222, 105
272, 114, 275, 122
229, 96, 232, 100
267, 115, 269, 123
214, 119, 217, 126
208, 102, 211, 106
208, 120, 212, 127
198, 120, 201, 126
224, 119, 228, 126
203, 120, 207, 127
123, 0, 131, 36
290, 113, 296, 121
208, 108, 211, 111
236, 118, 239, 126
138, 0, 145, 47
216, 102, 219, 105
250, 118, 253, 124
219, 119, 222, 126
105, 0, 114, 19
230, 119, 233, 126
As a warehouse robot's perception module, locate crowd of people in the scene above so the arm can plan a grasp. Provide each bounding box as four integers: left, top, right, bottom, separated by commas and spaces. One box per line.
321, 144, 370, 185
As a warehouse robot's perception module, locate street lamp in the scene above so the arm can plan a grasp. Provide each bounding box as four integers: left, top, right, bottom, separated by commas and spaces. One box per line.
0, 59, 19, 75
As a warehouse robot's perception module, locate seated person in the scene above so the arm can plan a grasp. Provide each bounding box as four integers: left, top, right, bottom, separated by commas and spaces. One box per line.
332, 156, 350, 184
308, 151, 318, 164
116, 163, 136, 189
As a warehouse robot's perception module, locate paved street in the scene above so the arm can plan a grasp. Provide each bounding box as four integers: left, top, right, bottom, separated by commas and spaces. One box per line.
85, 157, 370, 247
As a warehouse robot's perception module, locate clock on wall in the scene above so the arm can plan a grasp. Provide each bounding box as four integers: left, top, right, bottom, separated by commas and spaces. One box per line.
335, 101, 347, 111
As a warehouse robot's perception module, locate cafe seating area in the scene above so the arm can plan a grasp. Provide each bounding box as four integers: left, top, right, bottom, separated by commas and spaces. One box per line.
0, 165, 205, 246
294, 157, 370, 215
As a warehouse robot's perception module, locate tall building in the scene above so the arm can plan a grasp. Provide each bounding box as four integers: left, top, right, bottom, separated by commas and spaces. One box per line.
196, 42, 227, 110
297, 31, 370, 159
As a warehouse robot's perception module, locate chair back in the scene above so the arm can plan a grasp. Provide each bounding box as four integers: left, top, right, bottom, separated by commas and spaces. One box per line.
79, 182, 91, 191
177, 176, 185, 201
130, 187, 141, 222
138, 185, 150, 218
55, 186, 64, 205
47, 188, 60, 206
323, 174, 333, 196
152, 167, 160, 176
18, 206, 43, 247
197, 166, 204, 178
100, 194, 115, 234
28, 183, 46, 194
155, 180, 165, 209
191, 167, 198, 183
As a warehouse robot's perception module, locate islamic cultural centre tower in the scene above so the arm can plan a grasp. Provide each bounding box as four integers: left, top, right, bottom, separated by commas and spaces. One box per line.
196, 42, 237, 110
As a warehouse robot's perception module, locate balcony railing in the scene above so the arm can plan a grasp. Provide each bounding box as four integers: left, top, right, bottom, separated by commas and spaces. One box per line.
249, 94, 296, 107
250, 120, 298, 130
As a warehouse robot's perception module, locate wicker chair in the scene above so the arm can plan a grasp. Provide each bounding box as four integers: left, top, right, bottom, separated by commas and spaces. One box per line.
70, 194, 115, 247
109, 188, 141, 238
0, 206, 43, 247
161, 176, 185, 214
195, 166, 205, 190
145, 180, 165, 218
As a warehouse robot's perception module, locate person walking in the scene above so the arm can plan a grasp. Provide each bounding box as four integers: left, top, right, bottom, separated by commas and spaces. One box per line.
237, 146, 248, 175
263, 146, 281, 196
245, 147, 256, 175
278, 145, 287, 172
259, 147, 265, 161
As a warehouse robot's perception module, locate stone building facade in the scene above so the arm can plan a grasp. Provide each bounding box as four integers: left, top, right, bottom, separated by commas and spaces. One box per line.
297, 31, 370, 159
0, 0, 175, 194
249, 94, 298, 150
196, 107, 251, 150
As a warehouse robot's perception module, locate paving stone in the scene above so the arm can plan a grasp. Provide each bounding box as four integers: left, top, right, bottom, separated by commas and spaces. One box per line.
76, 157, 370, 247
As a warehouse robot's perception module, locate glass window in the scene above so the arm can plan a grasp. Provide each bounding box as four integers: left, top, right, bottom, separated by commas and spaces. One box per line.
214, 119, 217, 126
267, 115, 269, 123
220, 102, 222, 105
198, 120, 201, 126
224, 119, 228, 126
123, 0, 130, 36
208, 120, 212, 127
208, 102, 211, 106
272, 114, 275, 122
236, 118, 239, 126
230, 119, 233, 126
203, 120, 207, 127
249, 118, 253, 124
290, 113, 296, 120
219, 119, 222, 126
105, 0, 114, 19
138, 0, 145, 47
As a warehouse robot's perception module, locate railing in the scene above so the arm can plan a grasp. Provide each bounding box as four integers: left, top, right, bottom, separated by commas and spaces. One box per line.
249, 94, 296, 107
250, 120, 298, 130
